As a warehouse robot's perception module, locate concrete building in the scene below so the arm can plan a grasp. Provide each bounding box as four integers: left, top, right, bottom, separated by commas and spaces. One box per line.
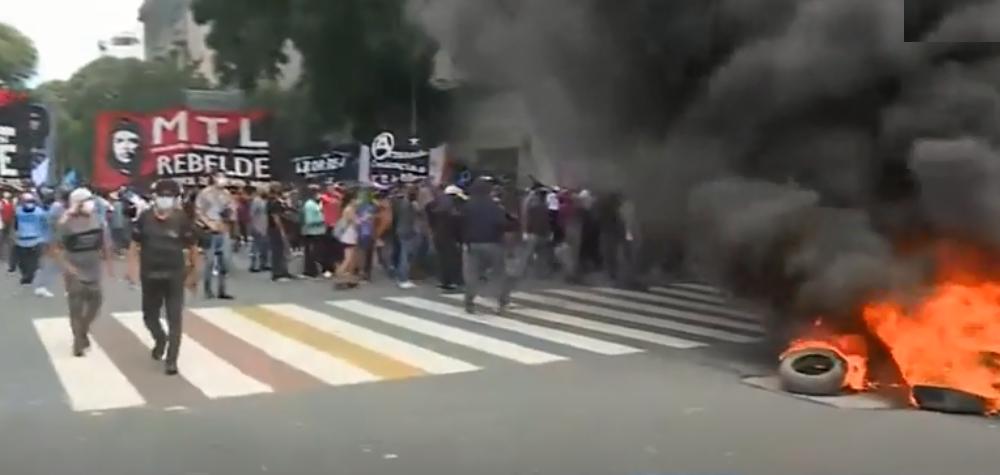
430, 49, 559, 187
138, 0, 302, 89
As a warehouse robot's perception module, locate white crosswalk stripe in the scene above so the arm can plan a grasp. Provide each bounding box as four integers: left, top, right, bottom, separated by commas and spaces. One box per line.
113, 312, 273, 398
191, 307, 381, 386
33, 318, 146, 412
388, 297, 644, 356
669, 282, 724, 294
443, 294, 706, 349
261, 304, 480, 375
546, 289, 764, 332
512, 292, 762, 344
650, 285, 731, 305
594, 287, 759, 322
329, 300, 567, 365
30, 284, 775, 414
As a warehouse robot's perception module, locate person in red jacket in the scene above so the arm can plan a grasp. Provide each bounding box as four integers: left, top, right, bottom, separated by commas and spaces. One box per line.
319, 183, 344, 277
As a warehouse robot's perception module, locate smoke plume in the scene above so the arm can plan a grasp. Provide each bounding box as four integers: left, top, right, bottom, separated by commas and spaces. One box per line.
408, 0, 1000, 330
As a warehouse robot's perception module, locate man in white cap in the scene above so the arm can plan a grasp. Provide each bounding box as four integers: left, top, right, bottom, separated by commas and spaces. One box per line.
427, 185, 466, 291
52, 188, 112, 356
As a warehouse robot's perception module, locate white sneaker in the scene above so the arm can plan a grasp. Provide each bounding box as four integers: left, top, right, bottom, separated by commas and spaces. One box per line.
398, 281, 416, 289
322, 271, 333, 279
34, 287, 55, 298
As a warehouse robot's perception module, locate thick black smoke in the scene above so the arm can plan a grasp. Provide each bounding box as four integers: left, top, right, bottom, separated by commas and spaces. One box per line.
409, 0, 1000, 331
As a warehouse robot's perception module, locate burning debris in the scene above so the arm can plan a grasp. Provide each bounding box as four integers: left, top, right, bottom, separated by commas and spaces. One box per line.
408, 0, 1000, 414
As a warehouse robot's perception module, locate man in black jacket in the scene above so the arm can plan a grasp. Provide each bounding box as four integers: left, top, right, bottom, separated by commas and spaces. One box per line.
427, 185, 465, 291
459, 178, 510, 314
127, 179, 200, 375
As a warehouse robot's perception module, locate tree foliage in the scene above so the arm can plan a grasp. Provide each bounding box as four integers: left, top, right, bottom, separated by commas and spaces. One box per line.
33, 57, 207, 178
192, 0, 449, 143
0, 22, 38, 87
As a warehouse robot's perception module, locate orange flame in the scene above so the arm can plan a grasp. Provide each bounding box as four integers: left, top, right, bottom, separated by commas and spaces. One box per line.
863, 281, 1000, 414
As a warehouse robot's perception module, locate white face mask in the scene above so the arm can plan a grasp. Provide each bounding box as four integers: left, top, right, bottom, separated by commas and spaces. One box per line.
154, 196, 176, 211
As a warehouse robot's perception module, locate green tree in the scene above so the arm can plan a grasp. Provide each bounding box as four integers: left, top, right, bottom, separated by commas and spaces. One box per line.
192, 0, 449, 143
0, 22, 38, 87
34, 57, 207, 178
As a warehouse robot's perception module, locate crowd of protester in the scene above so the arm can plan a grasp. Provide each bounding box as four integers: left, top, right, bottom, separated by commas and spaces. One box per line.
0, 170, 643, 313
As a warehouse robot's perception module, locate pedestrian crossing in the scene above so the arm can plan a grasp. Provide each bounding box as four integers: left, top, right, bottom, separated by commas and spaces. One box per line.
29, 282, 765, 413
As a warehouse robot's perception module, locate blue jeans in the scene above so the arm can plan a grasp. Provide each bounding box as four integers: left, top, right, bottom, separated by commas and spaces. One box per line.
203, 233, 231, 294
250, 230, 270, 270
35, 245, 54, 289
395, 234, 420, 283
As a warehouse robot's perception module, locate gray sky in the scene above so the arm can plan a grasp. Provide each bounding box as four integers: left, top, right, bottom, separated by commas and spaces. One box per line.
6, 0, 143, 83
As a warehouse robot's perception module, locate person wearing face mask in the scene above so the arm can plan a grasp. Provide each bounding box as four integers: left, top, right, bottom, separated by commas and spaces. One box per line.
52, 188, 113, 356
13, 192, 48, 285
127, 179, 200, 375
195, 169, 235, 299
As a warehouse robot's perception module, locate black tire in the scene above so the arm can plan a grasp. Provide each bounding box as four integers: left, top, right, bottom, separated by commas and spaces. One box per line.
779, 349, 847, 396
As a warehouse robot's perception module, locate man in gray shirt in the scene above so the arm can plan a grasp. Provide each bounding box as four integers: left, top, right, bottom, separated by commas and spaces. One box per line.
195, 169, 235, 299
52, 188, 112, 357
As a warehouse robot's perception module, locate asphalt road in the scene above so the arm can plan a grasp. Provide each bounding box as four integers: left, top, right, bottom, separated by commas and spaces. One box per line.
0, 253, 997, 475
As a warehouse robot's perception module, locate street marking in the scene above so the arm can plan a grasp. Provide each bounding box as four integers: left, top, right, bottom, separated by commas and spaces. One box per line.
33, 318, 145, 412
593, 287, 759, 322
651, 285, 731, 305
389, 297, 643, 356
512, 292, 761, 344
192, 307, 380, 386
668, 282, 724, 295
233, 306, 425, 380
262, 304, 479, 375
184, 311, 322, 391
742, 376, 897, 410
113, 312, 273, 399
548, 289, 763, 332
443, 294, 705, 349
329, 300, 567, 365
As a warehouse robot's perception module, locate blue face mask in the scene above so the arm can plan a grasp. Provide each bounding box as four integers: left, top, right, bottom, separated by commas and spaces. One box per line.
22, 203, 36, 211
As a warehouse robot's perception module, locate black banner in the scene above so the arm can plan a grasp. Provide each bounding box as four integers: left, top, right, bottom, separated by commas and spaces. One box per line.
0, 90, 53, 186
291, 144, 360, 183
366, 132, 430, 185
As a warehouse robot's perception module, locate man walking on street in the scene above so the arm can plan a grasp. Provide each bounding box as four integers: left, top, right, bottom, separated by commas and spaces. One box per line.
13, 192, 47, 285
128, 179, 200, 375
459, 178, 511, 315
53, 188, 113, 356
428, 185, 465, 291
195, 169, 235, 299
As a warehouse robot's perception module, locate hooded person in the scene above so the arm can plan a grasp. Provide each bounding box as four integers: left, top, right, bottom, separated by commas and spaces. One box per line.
127, 179, 201, 376
52, 187, 113, 356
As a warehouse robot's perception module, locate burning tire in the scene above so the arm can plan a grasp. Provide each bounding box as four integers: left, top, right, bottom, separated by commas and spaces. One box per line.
778, 349, 847, 396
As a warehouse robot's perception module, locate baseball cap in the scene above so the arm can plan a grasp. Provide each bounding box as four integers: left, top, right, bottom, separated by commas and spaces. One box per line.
68, 188, 94, 208
444, 185, 467, 199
